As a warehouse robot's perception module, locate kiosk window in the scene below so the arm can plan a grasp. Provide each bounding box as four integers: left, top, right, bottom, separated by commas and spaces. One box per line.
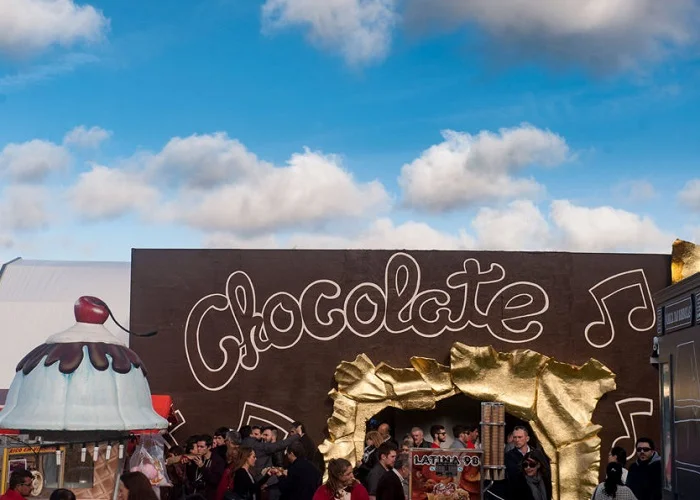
661, 362, 673, 491
62, 445, 94, 489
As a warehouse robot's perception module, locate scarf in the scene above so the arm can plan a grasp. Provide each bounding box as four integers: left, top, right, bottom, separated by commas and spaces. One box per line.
525, 474, 547, 500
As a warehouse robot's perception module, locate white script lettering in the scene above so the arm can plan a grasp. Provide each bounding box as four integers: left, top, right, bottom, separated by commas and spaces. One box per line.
184, 253, 550, 391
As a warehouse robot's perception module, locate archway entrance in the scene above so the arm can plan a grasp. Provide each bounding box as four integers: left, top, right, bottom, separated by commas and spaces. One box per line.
318, 342, 616, 500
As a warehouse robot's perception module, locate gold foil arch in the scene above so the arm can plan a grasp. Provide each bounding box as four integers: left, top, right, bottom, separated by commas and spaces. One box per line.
318, 343, 616, 500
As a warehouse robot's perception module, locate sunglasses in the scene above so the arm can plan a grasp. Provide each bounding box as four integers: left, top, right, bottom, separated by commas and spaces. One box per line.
637, 447, 652, 453
523, 461, 539, 469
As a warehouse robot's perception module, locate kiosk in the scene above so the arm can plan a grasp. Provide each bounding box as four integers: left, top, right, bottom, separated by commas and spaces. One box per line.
653, 268, 700, 499
0, 296, 169, 498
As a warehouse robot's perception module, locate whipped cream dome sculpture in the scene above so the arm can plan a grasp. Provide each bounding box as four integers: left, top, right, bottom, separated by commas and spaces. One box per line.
0, 296, 168, 432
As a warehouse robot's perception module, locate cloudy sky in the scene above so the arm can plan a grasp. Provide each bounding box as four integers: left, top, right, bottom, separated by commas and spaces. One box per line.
1, 0, 699, 262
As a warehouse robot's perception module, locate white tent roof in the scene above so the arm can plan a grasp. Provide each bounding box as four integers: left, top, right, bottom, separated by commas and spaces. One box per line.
0, 258, 131, 390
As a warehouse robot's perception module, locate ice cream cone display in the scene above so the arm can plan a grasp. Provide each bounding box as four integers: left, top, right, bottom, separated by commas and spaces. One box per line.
0, 297, 168, 499
0, 296, 167, 432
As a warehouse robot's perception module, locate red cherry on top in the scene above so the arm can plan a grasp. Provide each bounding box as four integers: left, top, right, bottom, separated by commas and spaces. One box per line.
74, 296, 110, 324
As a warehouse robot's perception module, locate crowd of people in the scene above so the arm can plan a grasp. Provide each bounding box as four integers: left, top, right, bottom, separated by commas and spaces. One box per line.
0, 423, 663, 500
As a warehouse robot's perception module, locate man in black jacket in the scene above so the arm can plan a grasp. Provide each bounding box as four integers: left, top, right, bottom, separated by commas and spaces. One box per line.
278, 441, 322, 500
186, 434, 226, 500
290, 421, 325, 474
376, 453, 409, 500
626, 437, 662, 500
505, 426, 551, 499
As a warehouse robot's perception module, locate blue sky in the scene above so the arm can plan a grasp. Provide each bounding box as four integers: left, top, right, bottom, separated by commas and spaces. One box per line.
1, 0, 700, 262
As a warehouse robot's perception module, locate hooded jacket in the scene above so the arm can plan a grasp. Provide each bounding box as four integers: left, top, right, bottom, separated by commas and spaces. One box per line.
626, 451, 662, 500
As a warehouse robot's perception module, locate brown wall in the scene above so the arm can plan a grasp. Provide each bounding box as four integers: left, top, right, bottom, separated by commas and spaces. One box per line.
130, 249, 669, 462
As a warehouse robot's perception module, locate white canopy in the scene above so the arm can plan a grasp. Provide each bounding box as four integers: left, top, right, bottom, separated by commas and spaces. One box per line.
0, 258, 131, 391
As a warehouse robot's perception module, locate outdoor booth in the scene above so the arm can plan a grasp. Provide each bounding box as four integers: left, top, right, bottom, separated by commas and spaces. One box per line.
407, 403, 504, 500
0, 296, 169, 499
652, 239, 700, 500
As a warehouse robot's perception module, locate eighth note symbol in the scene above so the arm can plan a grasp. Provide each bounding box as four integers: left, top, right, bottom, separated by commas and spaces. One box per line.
611, 397, 654, 460
584, 269, 656, 349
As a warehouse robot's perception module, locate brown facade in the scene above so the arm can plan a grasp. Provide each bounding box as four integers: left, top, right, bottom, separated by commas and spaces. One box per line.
130, 249, 669, 461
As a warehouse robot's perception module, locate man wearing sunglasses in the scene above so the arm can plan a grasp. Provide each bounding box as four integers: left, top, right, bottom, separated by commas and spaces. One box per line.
429, 425, 447, 449
626, 437, 662, 500
0, 470, 34, 500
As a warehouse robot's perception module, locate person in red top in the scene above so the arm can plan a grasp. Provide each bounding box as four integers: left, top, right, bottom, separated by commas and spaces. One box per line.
1, 470, 34, 500
429, 425, 447, 449
313, 458, 369, 500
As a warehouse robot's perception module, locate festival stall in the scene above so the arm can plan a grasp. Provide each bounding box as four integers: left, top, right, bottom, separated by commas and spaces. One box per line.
0, 296, 169, 499
651, 240, 700, 499
407, 403, 504, 500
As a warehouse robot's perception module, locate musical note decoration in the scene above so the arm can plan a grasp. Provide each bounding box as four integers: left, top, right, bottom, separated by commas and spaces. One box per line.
610, 398, 654, 460
584, 269, 656, 349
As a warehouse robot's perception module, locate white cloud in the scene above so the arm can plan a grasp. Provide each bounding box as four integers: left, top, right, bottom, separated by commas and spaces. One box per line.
0, 185, 50, 232
63, 125, 112, 149
69, 164, 159, 221
289, 218, 474, 249
179, 146, 389, 233
0, 0, 109, 56
65, 133, 390, 233
405, 0, 699, 72
550, 200, 670, 252
261, 0, 397, 66
202, 199, 670, 253
204, 232, 279, 249
399, 124, 570, 212
0, 139, 72, 183
678, 179, 700, 211
147, 133, 268, 189
472, 200, 550, 251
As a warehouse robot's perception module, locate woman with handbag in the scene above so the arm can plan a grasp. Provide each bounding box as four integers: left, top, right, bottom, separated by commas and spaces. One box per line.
231, 448, 272, 500
313, 458, 369, 500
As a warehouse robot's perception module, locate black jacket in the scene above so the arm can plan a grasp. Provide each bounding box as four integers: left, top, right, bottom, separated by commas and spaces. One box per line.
626, 453, 662, 500
233, 467, 270, 499
278, 457, 322, 500
186, 452, 226, 500
300, 433, 326, 474
376, 470, 404, 500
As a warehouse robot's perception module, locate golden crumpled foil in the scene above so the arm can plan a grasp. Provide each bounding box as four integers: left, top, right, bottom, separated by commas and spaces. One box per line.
321, 342, 616, 500
671, 239, 700, 284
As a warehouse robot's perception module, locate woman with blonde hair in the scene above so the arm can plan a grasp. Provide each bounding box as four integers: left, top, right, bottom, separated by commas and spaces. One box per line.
354, 431, 383, 486
313, 459, 369, 500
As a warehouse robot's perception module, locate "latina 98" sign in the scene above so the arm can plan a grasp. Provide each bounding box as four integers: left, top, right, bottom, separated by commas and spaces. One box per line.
410, 449, 482, 500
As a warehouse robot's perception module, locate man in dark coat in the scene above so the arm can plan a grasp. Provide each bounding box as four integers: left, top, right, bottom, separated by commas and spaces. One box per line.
290, 421, 325, 474
278, 441, 322, 500
505, 426, 551, 499
376, 453, 409, 500
626, 437, 662, 500
186, 434, 226, 500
